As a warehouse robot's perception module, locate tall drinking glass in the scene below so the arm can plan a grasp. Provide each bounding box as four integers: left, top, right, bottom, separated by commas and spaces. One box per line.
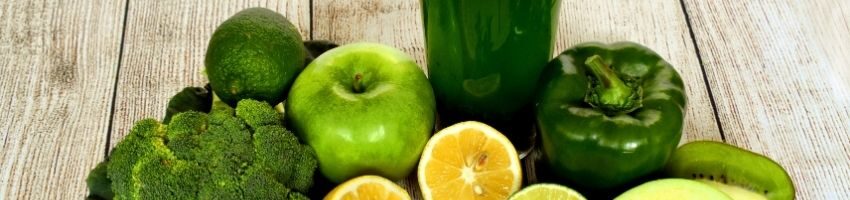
421, 0, 562, 152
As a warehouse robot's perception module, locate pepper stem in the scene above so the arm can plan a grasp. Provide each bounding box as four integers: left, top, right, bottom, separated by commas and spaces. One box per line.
353, 73, 364, 93
584, 55, 642, 115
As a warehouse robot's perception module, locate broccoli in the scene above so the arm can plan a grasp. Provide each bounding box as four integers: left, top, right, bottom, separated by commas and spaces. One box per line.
86, 99, 317, 200
86, 162, 114, 200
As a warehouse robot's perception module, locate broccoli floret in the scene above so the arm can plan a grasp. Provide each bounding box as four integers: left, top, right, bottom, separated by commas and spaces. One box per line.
236, 99, 283, 128
165, 112, 207, 160
252, 125, 317, 192
88, 99, 317, 200
86, 162, 114, 200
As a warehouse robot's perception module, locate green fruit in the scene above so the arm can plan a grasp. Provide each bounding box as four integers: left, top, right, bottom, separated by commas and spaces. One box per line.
665, 141, 795, 200
615, 179, 732, 200
286, 43, 436, 183
510, 184, 586, 200
205, 7, 306, 106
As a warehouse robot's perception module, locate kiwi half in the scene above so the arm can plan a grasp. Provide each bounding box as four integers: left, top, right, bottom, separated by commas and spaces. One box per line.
615, 178, 732, 200
665, 141, 795, 200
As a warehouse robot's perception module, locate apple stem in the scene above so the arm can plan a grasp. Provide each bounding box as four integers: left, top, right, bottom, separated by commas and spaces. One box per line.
353, 73, 364, 93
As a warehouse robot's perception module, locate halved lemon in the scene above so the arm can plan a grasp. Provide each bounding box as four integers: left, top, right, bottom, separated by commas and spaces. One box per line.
324, 175, 411, 200
509, 184, 586, 200
417, 121, 522, 200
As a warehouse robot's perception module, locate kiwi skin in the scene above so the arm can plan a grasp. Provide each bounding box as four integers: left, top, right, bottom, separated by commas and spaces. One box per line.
665, 141, 795, 200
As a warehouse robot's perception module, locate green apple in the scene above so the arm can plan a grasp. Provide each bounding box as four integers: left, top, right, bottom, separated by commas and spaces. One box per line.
285, 42, 436, 183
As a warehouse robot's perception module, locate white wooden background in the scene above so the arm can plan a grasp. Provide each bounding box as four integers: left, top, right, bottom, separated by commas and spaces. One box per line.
1, 0, 849, 199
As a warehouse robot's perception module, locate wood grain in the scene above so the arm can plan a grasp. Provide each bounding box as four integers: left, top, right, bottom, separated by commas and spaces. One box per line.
108, 0, 311, 149
313, 0, 426, 67
683, 0, 850, 198
0, 0, 126, 199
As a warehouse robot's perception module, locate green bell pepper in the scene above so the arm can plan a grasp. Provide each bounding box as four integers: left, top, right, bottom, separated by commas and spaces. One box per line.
535, 42, 687, 190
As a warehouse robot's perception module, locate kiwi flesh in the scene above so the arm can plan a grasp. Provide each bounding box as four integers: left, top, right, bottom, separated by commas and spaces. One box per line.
665, 141, 794, 200
615, 178, 732, 200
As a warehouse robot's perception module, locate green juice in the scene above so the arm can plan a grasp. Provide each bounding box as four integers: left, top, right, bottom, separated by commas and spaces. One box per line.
421, 0, 561, 126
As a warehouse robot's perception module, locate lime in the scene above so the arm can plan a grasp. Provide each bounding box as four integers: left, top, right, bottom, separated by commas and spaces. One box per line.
205, 7, 305, 106
510, 184, 586, 200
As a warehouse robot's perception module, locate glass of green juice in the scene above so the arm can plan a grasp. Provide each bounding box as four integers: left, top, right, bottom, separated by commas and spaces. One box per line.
421, 0, 561, 152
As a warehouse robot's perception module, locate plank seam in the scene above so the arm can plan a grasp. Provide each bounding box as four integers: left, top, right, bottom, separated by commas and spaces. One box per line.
678, 0, 726, 141
103, 0, 132, 159
309, 0, 314, 40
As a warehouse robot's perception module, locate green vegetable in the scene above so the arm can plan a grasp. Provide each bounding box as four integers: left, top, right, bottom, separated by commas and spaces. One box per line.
536, 42, 687, 189
86, 99, 317, 200
163, 84, 213, 123
85, 162, 114, 200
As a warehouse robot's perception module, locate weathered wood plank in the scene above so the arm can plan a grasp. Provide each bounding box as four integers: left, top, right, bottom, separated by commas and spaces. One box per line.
313, 0, 719, 197
683, 0, 850, 198
0, 0, 126, 199
109, 0, 311, 150
313, 0, 425, 67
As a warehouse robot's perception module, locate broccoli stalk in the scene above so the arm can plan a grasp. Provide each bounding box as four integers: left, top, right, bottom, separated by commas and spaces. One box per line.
86, 99, 317, 200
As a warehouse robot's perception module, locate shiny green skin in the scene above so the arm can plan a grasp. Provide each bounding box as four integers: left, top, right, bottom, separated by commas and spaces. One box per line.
206, 7, 305, 106
666, 141, 795, 200
536, 42, 687, 189
422, 0, 561, 120
285, 43, 436, 183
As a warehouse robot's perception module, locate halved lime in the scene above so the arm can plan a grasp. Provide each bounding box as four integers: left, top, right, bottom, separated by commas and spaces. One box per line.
509, 183, 586, 200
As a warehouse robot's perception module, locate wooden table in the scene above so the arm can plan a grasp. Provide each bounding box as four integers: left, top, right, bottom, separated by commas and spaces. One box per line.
2, 0, 849, 199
